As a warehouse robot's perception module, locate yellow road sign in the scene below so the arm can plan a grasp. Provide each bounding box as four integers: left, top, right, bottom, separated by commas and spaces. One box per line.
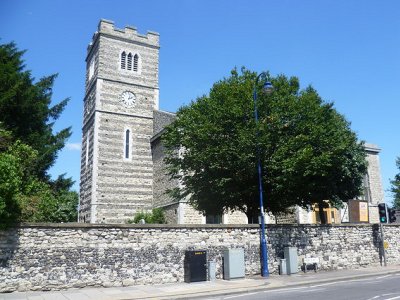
384, 241, 389, 249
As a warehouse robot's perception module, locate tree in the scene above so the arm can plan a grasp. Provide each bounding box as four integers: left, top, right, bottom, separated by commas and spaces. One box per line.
391, 157, 400, 209
0, 145, 23, 228
0, 134, 37, 228
0, 128, 78, 227
163, 68, 367, 223
0, 42, 78, 226
0, 42, 71, 181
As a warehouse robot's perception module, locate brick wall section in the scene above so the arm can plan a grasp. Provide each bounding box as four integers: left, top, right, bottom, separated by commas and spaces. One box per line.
181, 203, 205, 224
161, 203, 180, 224
151, 111, 178, 209
224, 210, 248, 224
153, 110, 176, 136
1, 223, 400, 292
365, 143, 384, 223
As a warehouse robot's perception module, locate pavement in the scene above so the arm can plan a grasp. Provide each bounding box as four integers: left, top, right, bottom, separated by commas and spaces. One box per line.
1, 265, 399, 300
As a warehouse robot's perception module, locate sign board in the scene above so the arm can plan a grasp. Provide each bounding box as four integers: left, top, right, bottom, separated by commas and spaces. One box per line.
340, 202, 349, 222
303, 257, 320, 264
359, 202, 369, 222
384, 241, 389, 249
347, 200, 369, 223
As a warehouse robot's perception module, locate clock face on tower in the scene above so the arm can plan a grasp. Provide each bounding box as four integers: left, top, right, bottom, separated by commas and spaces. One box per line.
120, 91, 136, 107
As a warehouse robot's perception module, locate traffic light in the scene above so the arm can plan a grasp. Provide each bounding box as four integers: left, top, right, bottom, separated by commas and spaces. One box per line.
378, 203, 387, 223
388, 208, 397, 223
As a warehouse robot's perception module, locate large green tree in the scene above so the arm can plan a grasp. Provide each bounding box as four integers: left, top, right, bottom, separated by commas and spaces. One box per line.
391, 157, 400, 209
0, 42, 71, 180
163, 68, 368, 223
0, 42, 78, 226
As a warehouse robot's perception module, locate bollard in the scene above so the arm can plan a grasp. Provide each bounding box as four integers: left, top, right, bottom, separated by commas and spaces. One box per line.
280, 259, 287, 275
208, 261, 216, 281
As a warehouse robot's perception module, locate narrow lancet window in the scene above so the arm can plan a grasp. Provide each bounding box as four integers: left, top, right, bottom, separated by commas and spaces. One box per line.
125, 129, 130, 159
133, 54, 139, 72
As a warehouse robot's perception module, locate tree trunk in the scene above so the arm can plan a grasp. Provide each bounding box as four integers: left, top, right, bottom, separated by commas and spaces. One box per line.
318, 201, 327, 224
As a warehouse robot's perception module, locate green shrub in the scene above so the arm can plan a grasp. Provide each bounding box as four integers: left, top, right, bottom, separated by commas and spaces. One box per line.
128, 208, 166, 224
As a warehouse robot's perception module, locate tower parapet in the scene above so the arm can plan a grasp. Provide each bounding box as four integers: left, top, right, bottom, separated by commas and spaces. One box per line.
87, 19, 159, 53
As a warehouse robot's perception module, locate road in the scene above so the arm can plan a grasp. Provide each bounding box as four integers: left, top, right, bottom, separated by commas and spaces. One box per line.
201, 273, 400, 300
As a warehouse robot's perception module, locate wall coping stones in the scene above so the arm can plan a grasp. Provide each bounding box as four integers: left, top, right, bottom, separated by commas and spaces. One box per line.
2, 222, 398, 231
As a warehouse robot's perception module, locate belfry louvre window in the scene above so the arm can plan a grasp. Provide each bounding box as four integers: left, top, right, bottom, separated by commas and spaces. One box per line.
120, 51, 140, 73
127, 53, 132, 70
121, 52, 126, 69
133, 54, 139, 72
125, 129, 130, 159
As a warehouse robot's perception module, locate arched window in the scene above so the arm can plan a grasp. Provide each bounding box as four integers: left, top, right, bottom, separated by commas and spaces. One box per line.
127, 53, 132, 71
125, 129, 130, 159
133, 54, 139, 72
121, 51, 126, 69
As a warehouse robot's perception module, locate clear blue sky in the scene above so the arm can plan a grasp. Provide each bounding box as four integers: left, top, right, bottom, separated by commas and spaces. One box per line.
1, 0, 399, 204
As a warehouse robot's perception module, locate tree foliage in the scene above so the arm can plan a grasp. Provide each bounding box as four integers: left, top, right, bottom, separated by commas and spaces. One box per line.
0, 42, 77, 227
0, 42, 71, 180
163, 68, 368, 223
0, 138, 24, 228
0, 129, 78, 228
391, 157, 400, 209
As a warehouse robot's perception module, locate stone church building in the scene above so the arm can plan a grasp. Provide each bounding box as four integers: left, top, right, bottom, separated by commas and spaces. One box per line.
78, 20, 384, 225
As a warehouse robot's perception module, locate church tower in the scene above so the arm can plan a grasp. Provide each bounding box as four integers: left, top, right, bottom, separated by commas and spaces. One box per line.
79, 20, 159, 223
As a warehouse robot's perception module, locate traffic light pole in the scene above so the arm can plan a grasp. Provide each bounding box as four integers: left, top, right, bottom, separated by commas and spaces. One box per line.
379, 223, 387, 267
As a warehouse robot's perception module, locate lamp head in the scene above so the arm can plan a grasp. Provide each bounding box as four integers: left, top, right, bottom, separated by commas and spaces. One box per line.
262, 81, 274, 94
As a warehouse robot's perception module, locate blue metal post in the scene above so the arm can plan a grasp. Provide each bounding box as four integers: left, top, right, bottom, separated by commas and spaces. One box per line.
253, 73, 270, 277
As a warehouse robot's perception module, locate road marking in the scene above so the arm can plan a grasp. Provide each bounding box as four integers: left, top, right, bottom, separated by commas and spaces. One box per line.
376, 274, 392, 279
224, 292, 258, 299
365, 296, 381, 300
224, 295, 245, 299
299, 288, 325, 293
310, 278, 382, 288
384, 296, 400, 300
265, 286, 309, 293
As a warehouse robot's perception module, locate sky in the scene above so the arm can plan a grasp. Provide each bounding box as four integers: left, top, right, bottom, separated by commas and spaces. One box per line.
1, 0, 399, 204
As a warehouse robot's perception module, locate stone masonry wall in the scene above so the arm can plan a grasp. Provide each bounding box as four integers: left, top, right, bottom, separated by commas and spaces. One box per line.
365, 144, 384, 224
1, 223, 400, 292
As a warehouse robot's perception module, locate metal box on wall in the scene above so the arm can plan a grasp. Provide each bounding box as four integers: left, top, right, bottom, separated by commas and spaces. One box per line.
223, 248, 245, 280
184, 250, 207, 283
284, 247, 298, 274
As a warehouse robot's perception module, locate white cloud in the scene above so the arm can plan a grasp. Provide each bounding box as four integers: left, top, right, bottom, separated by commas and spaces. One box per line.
66, 143, 81, 151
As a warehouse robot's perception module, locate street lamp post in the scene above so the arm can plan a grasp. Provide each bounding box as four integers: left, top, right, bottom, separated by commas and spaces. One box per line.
253, 72, 273, 277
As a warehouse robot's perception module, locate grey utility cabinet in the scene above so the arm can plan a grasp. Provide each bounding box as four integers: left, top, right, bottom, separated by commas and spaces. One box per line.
223, 248, 245, 280
284, 247, 298, 274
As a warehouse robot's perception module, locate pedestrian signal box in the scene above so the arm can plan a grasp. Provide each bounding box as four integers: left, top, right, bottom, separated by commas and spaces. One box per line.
388, 208, 397, 223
